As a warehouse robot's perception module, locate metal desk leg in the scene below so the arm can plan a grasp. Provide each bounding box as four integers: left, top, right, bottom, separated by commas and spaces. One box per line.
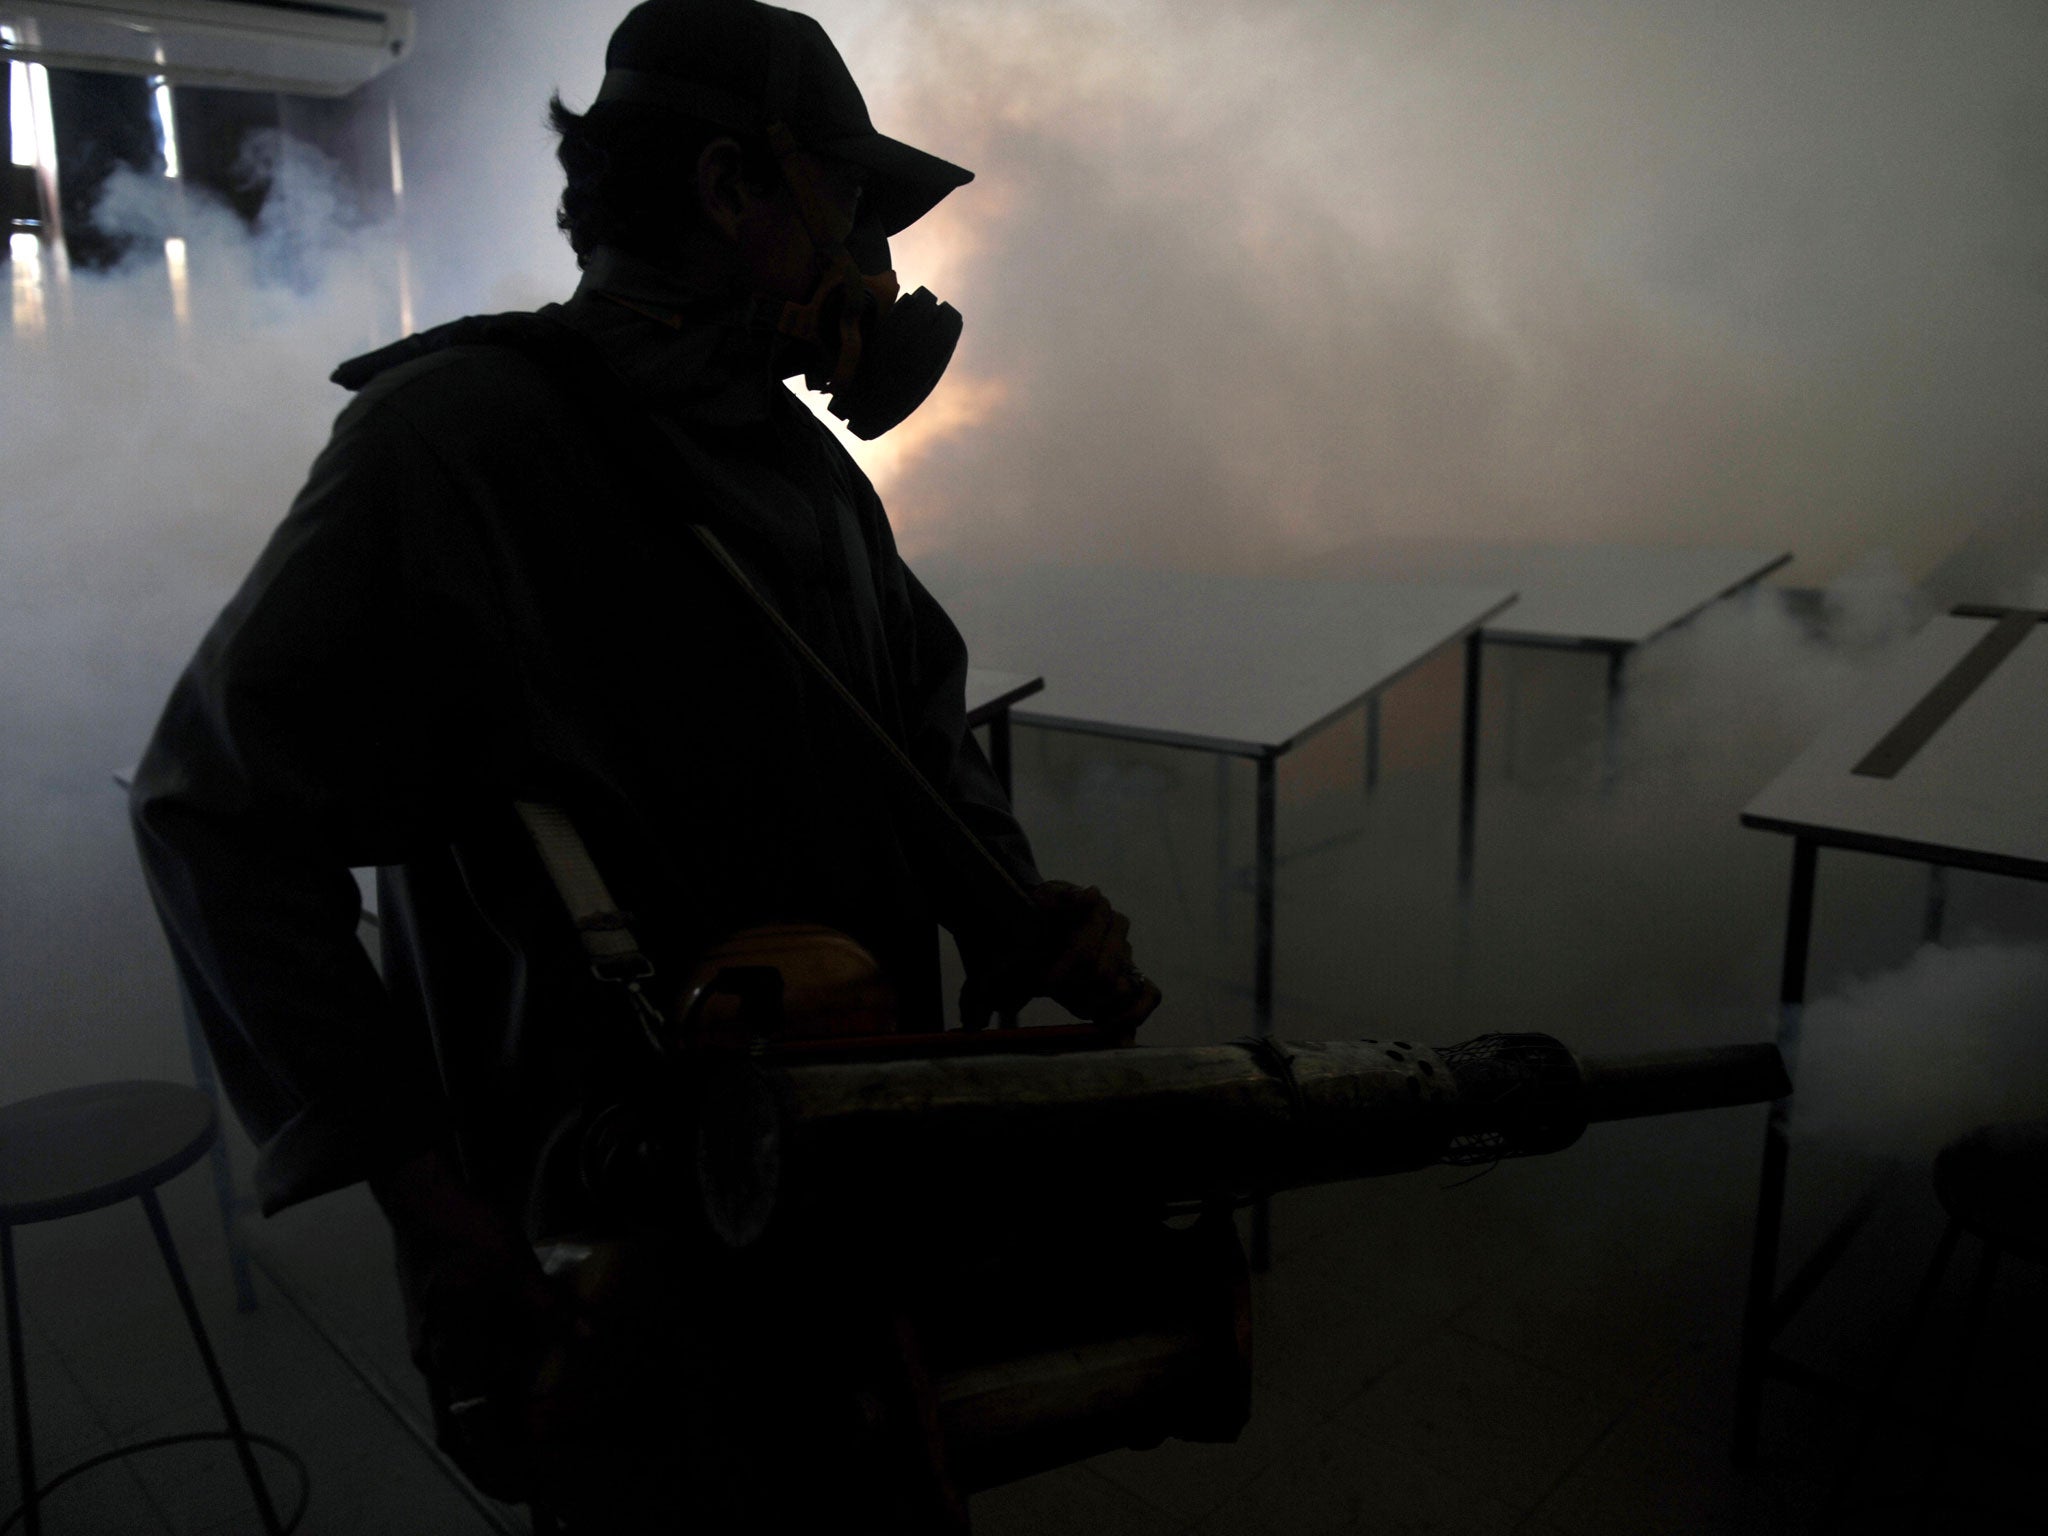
176, 988, 258, 1314
1923, 865, 1949, 946
1364, 693, 1382, 795
1601, 648, 1627, 791
1253, 755, 1277, 1042
1924, 1240, 2000, 1516
1250, 754, 1278, 1274
1215, 755, 1232, 944
988, 711, 1020, 1030
1821, 1215, 1962, 1523
3, 1224, 37, 1536
1735, 834, 1817, 1464
988, 712, 1014, 803
1457, 632, 1482, 897
1501, 660, 1518, 785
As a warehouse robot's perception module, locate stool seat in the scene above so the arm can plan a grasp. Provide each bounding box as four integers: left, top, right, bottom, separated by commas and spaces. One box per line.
0, 1082, 217, 1226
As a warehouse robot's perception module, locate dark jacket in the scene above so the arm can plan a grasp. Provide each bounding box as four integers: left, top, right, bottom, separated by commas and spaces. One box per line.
130, 254, 1038, 1229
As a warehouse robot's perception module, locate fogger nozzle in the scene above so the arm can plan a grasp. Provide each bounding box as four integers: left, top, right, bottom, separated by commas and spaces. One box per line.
685, 1033, 1790, 1249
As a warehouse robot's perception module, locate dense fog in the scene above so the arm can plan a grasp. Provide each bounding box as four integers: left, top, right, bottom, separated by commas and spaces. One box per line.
3, 0, 2044, 1142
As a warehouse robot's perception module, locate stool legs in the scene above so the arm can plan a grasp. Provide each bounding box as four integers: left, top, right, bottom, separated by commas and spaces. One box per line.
1817, 1215, 1962, 1531
1917, 1239, 2001, 1532
139, 1190, 283, 1536
3, 1223, 40, 1536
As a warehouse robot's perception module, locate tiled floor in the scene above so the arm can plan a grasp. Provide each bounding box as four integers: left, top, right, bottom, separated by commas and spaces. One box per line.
6, 595, 2046, 1533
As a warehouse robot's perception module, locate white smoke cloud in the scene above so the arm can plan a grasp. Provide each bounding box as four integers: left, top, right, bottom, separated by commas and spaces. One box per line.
351, 0, 2048, 572
866, 0, 2048, 572
1793, 941, 2048, 1160
4, 28, 2043, 1532
1585, 551, 1928, 821
0, 143, 399, 1096
4, 0, 2046, 1103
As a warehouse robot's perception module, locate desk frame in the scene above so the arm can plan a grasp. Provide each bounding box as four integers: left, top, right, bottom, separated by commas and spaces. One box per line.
964, 672, 1044, 803
1477, 553, 1790, 786
1733, 608, 2048, 1462
1010, 626, 1492, 1267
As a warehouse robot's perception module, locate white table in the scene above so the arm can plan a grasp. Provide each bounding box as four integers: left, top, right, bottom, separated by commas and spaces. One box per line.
1732, 606, 2048, 1460
928, 567, 1517, 1263
1296, 541, 1791, 775
928, 567, 1514, 1003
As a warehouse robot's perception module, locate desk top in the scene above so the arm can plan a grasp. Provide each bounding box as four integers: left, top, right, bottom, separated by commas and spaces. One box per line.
1741, 614, 2048, 880
1299, 540, 1790, 649
964, 669, 1044, 728
926, 566, 1515, 757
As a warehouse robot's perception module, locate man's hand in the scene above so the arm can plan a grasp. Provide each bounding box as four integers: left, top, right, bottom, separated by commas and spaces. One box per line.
958, 881, 1162, 1036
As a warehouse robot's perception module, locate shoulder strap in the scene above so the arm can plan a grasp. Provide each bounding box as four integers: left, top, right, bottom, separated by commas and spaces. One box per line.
513, 799, 668, 1054
655, 430, 1033, 922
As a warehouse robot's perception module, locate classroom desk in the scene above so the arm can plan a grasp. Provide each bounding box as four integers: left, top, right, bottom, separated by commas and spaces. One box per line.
929, 562, 1514, 945
1298, 541, 1791, 776
928, 565, 1515, 1260
1732, 606, 2048, 1461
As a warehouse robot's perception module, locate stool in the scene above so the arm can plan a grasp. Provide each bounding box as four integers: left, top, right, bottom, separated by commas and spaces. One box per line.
1, 1082, 295, 1535
1822, 1118, 2048, 1533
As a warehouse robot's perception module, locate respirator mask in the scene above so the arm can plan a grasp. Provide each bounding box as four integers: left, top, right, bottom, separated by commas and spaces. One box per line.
756, 129, 963, 441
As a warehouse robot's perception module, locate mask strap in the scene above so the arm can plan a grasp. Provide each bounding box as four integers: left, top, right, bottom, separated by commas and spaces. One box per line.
759, 20, 835, 240
761, 70, 876, 393
751, 22, 891, 394
753, 135, 865, 390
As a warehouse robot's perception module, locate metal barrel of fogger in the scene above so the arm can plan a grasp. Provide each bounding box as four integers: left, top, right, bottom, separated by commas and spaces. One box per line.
693, 1033, 1790, 1248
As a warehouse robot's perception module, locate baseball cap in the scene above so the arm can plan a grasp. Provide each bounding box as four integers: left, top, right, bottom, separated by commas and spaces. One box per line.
593, 0, 973, 236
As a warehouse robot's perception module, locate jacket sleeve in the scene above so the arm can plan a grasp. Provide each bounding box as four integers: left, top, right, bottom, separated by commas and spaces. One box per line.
895, 559, 1043, 895
130, 392, 485, 1215
846, 471, 1044, 933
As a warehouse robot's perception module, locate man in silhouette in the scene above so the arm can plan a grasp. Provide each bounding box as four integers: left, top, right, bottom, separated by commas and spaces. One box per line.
131, 1, 1158, 1526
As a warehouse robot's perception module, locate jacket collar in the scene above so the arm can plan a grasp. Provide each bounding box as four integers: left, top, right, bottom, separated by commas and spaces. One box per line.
560, 246, 791, 426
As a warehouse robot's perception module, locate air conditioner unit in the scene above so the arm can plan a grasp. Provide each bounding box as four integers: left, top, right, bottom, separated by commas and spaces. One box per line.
0, 0, 413, 97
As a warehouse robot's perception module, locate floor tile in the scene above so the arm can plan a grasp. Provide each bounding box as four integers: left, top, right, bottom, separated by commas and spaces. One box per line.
1249, 1261, 1429, 1413
1335, 1328, 1626, 1511
6, 1452, 174, 1536
1087, 1382, 1327, 1523
1529, 1412, 1828, 1536
970, 1464, 1183, 1536
1187, 1418, 1524, 1536
4, 1314, 113, 1483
